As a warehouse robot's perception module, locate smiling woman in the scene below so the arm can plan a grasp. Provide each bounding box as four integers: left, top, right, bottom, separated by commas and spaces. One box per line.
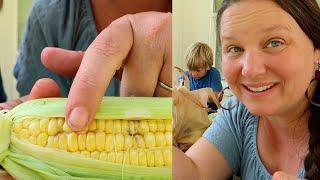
173, 0, 320, 179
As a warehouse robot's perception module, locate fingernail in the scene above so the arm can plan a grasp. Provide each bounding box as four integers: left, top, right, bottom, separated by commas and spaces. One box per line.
68, 107, 89, 131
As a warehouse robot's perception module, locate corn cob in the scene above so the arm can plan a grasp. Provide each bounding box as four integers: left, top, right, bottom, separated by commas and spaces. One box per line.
0, 97, 172, 180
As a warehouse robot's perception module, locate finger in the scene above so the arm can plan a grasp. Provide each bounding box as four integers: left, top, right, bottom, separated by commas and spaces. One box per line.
66, 15, 133, 131
29, 78, 61, 99
0, 95, 28, 110
120, 12, 172, 97
41, 47, 84, 77
0, 79, 61, 110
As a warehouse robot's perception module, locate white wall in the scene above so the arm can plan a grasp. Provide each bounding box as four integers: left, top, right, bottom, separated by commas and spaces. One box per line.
173, 0, 215, 81
0, 0, 18, 100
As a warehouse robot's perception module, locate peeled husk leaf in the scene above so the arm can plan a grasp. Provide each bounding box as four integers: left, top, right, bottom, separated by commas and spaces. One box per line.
173, 87, 216, 152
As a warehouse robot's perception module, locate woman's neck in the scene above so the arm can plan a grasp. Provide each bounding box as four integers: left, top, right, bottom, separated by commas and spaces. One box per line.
257, 100, 310, 174
90, 0, 171, 32
261, 97, 310, 141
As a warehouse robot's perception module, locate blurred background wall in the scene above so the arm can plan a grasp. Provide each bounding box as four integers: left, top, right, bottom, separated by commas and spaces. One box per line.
0, 0, 32, 100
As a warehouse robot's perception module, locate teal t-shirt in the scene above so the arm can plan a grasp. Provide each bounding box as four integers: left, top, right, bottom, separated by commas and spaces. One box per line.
14, 0, 120, 97
203, 97, 306, 179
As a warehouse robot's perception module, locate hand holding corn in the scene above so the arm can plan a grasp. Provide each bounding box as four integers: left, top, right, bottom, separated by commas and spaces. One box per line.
0, 12, 171, 133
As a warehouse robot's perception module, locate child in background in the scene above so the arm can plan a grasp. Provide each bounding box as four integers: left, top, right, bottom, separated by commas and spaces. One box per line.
183, 42, 223, 111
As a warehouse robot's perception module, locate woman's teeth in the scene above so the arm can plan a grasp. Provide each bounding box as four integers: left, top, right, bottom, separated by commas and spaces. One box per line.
246, 84, 275, 92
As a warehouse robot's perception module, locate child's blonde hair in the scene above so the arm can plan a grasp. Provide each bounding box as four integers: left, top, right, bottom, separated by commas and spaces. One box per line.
185, 42, 213, 71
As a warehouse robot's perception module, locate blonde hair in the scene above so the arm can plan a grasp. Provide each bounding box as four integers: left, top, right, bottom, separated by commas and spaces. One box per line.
185, 42, 213, 70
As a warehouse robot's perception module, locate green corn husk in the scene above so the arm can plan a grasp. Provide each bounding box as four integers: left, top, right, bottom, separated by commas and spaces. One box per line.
0, 97, 172, 180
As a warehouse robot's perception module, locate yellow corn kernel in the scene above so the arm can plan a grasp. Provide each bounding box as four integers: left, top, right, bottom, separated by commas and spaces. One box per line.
115, 134, 124, 151
149, 120, 157, 133
86, 132, 96, 152
58, 133, 68, 151
154, 150, 164, 167
107, 152, 116, 163
39, 118, 49, 133
165, 120, 172, 132
96, 119, 105, 132
113, 120, 121, 134
121, 120, 129, 135
129, 150, 139, 166
56, 118, 64, 132
135, 135, 145, 148
138, 150, 148, 166
124, 135, 134, 151
163, 149, 172, 166
129, 121, 136, 135
156, 120, 165, 132
53, 136, 59, 148
99, 152, 108, 161
96, 132, 106, 151
13, 121, 22, 133
105, 120, 114, 134
20, 129, 30, 139
11, 115, 172, 168
146, 151, 155, 167
47, 136, 56, 148
22, 118, 32, 129
88, 120, 97, 131
105, 134, 115, 152
48, 118, 59, 136
28, 136, 37, 144
29, 120, 40, 137
67, 132, 78, 152
155, 132, 166, 147
79, 125, 89, 134
78, 134, 86, 151
139, 120, 149, 134
37, 133, 48, 147
115, 151, 124, 164
63, 121, 72, 133
80, 151, 90, 158
165, 132, 172, 146
144, 132, 156, 148
90, 151, 100, 160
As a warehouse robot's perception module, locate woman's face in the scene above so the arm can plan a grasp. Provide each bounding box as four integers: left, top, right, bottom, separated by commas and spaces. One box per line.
220, 0, 320, 116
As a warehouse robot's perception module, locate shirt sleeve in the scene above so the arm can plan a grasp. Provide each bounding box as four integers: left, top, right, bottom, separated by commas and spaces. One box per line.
14, 0, 73, 96
203, 98, 243, 175
209, 68, 223, 92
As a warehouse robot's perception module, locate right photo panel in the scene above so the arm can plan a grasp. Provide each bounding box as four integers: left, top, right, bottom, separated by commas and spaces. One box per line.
173, 0, 320, 179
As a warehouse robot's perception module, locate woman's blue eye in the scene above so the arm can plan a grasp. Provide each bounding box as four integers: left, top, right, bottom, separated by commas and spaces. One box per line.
227, 46, 243, 54
267, 40, 283, 48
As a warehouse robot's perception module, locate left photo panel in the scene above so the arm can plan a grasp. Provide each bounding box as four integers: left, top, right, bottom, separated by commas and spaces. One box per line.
0, 0, 172, 179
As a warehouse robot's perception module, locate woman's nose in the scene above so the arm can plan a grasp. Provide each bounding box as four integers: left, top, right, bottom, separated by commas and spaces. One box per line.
241, 51, 267, 79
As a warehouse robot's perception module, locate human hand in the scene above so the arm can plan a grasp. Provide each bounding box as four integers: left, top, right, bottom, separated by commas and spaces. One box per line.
41, 12, 172, 131
0, 78, 61, 110
272, 171, 300, 180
